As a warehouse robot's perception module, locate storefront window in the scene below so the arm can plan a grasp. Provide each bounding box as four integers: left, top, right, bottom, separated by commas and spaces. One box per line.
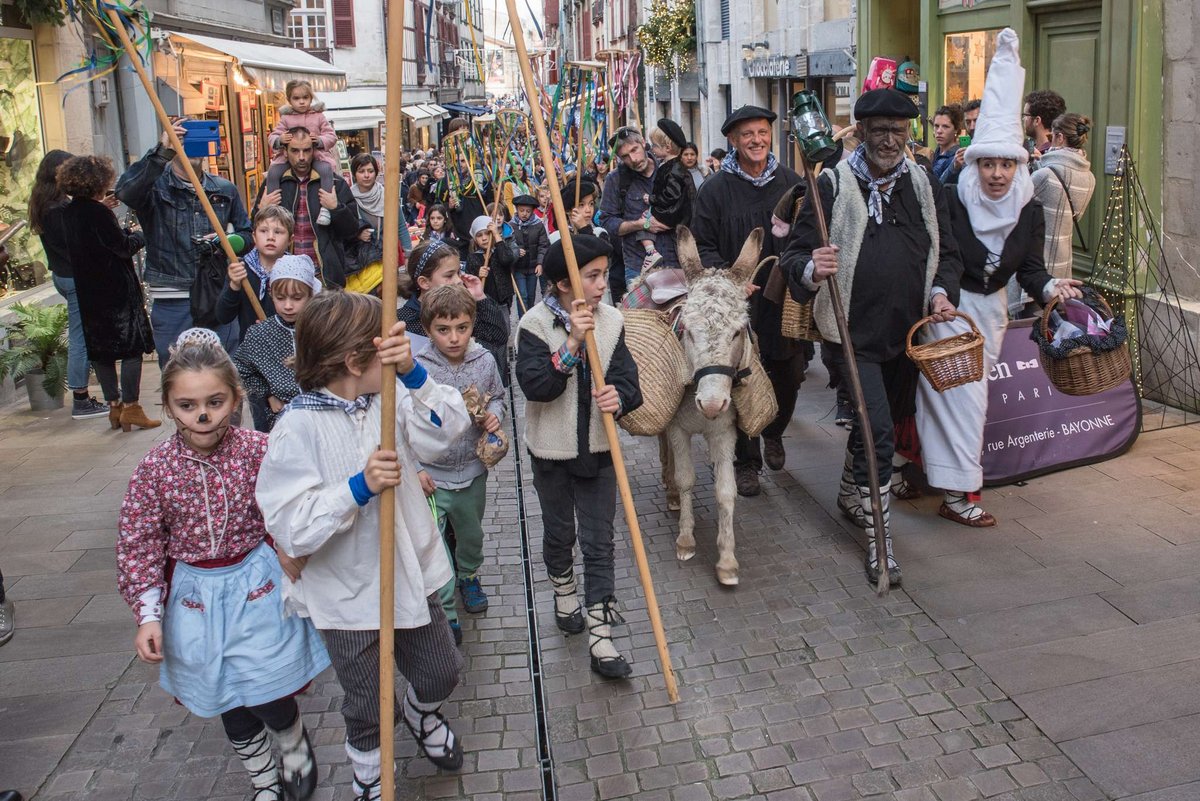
0, 35, 47, 298
290, 0, 328, 50
944, 28, 1001, 106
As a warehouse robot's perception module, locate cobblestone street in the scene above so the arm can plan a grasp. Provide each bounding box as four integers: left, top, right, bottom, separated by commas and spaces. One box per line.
4, 361, 1200, 800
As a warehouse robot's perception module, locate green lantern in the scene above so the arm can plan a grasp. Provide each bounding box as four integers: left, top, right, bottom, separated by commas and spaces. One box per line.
790, 90, 838, 164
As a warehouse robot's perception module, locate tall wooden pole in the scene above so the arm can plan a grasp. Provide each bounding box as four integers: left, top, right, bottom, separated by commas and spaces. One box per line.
798, 157, 890, 595
104, 12, 264, 321
503, 0, 680, 703
379, 0, 407, 793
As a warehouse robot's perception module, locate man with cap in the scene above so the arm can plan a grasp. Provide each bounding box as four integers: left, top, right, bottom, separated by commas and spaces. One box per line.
598, 126, 678, 288
691, 105, 804, 497
511, 193, 550, 315
781, 87, 964, 586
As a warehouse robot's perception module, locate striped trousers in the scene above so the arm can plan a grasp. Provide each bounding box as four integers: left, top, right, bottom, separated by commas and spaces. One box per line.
320, 595, 464, 751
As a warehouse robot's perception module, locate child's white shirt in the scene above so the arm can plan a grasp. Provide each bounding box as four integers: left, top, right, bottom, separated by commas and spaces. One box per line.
256, 372, 470, 630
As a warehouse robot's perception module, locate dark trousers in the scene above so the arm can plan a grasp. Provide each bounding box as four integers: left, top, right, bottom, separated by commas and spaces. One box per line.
92, 359, 143, 404
319, 595, 463, 751
220, 696, 299, 741
828, 349, 917, 487
734, 351, 809, 470
532, 458, 617, 606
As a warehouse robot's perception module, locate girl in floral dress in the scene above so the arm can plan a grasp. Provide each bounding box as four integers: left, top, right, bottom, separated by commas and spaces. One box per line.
117, 332, 330, 801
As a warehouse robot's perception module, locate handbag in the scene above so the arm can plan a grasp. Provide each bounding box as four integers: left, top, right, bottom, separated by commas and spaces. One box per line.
0, 90, 30, 171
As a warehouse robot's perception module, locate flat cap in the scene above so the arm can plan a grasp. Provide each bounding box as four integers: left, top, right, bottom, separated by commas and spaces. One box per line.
657, 118, 687, 150
512, 193, 539, 207
853, 88, 919, 120
721, 105, 777, 137
542, 233, 612, 284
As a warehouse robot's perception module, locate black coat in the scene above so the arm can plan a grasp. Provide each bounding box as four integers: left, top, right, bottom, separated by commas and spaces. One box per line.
511, 217, 550, 274
252, 168, 361, 288
467, 241, 517, 305
691, 165, 803, 360
62, 198, 153, 362
947, 190, 1052, 300
650, 157, 695, 228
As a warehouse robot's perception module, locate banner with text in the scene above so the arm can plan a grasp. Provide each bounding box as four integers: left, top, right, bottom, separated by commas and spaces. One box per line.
982, 319, 1140, 486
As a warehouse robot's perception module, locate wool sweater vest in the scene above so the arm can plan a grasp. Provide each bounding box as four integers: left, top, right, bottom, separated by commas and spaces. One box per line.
518, 302, 623, 460
814, 159, 940, 344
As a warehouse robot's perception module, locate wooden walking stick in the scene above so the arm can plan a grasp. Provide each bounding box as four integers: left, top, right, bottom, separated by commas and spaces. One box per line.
103, 11, 265, 322
376, 0, 407, 793
504, 0, 680, 703
790, 91, 890, 595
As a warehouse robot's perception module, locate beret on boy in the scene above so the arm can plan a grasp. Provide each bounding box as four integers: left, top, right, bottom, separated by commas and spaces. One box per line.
512, 194, 539, 207
657, 118, 687, 150
542, 233, 612, 285
560, 179, 597, 214
853, 88, 920, 120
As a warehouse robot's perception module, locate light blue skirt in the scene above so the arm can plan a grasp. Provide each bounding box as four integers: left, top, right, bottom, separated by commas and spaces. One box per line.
160, 541, 331, 718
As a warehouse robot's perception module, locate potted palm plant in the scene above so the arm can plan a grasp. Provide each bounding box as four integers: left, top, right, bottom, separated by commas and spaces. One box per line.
0, 302, 69, 411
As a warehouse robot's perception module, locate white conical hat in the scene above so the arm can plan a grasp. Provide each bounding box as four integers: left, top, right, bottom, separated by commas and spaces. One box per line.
965, 28, 1028, 164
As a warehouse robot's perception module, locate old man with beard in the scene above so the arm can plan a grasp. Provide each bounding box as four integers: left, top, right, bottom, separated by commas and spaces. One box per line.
781, 88, 963, 587
691, 105, 803, 498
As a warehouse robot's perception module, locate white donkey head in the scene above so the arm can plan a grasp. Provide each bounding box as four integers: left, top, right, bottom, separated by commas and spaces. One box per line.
675, 226, 763, 419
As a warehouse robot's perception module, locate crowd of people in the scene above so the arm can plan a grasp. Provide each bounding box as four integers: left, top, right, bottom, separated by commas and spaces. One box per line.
0, 30, 1104, 801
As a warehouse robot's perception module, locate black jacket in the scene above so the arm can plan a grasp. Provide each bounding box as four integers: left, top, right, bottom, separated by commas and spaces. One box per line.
948, 189, 1052, 300
252, 168, 361, 288
650, 157, 695, 228
467, 241, 517, 305
61, 198, 153, 361
511, 217, 550, 274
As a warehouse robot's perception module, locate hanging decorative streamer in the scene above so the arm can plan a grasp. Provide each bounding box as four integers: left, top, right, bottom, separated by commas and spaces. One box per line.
40, 0, 154, 103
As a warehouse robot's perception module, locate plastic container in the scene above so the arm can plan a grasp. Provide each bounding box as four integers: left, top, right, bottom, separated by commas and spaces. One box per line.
181, 119, 221, 158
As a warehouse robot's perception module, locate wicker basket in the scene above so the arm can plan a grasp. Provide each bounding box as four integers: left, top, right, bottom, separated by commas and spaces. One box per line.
906, 311, 986, 393
1038, 293, 1132, 396
781, 295, 821, 341
732, 342, 779, 438
618, 308, 689, 436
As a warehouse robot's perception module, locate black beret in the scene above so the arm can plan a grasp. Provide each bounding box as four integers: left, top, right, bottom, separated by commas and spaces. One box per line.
657, 118, 687, 150
543, 233, 612, 285
560, 179, 596, 214
720, 105, 777, 137
853, 88, 919, 120
512, 194, 538, 207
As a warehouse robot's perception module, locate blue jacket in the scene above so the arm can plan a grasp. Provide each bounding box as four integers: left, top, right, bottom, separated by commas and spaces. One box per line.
115, 145, 252, 290
932, 146, 959, 184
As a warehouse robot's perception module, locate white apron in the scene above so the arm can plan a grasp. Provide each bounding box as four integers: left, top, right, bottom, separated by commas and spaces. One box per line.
915, 289, 1008, 491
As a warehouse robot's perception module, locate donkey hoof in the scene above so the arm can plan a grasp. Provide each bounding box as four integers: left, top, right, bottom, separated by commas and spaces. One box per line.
715, 566, 739, 586
676, 545, 695, 562
667, 498, 681, 513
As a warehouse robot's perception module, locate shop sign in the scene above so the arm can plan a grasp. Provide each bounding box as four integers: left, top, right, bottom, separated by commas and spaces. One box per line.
743, 55, 805, 80
808, 48, 856, 77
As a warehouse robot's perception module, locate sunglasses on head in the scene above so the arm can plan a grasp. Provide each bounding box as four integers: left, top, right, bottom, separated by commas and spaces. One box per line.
608, 127, 640, 149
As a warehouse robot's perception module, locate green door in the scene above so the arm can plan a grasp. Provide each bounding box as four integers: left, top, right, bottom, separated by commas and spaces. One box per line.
1033, 6, 1104, 274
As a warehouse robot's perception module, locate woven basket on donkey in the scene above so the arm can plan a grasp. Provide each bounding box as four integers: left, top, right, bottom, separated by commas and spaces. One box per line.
905, 311, 985, 393
781, 295, 821, 341
732, 341, 779, 438
1037, 291, 1132, 396
618, 308, 688, 436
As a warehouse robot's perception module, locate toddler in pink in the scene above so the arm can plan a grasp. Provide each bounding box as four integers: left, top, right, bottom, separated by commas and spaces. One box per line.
267, 79, 339, 225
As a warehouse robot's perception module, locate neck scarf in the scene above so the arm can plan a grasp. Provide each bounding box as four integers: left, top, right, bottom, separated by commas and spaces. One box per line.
720, 150, 779, 188
285, 390, 373, 416
245, 249, 269, 299
352, 179, 385, 219
545, 294, 573, 332
847, 144, 910, 225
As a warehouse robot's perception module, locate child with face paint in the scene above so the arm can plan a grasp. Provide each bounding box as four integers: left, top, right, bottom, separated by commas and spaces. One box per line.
117, 330, 331, 801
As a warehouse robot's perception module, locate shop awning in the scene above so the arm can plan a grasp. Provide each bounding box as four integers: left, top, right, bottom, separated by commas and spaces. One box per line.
169, 32, 346, 93
442, 101, 490, 116
325, 108, 385, 130
400, 104, 450, 126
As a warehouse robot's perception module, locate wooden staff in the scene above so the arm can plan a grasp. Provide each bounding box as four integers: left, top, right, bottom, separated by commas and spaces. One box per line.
797, 155, 890, 595
503, 0, 679, 703
377, 0, 407, 792
104, 11, 264, 321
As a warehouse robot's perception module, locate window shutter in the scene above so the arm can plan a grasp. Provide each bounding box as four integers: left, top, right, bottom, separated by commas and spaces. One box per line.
720, 0, 729, 40
332, 0, 356, 47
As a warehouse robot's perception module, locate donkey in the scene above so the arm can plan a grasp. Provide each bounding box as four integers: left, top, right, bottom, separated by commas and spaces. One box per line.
664, 227, 764, 586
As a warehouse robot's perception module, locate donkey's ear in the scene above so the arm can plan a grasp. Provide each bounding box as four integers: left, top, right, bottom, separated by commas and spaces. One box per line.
729, 228, 764, 286
676, 226, 705, 282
